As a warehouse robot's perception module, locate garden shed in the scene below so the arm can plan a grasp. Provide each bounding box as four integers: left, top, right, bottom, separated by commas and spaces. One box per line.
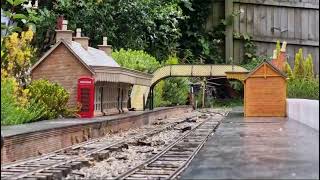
244, 60, 287, 117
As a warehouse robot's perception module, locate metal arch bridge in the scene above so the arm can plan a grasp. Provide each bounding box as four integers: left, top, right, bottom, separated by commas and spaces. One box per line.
130, 64, 249, 110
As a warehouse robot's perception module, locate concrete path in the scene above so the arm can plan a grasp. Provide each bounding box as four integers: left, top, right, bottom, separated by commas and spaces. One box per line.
181, 111, 319, 179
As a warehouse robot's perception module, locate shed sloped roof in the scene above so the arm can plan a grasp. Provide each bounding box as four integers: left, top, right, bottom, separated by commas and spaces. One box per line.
244, 60, 287, 81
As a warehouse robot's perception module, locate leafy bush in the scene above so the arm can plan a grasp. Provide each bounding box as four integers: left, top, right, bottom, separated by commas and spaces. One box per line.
1, 77, 44, 125
159, 56, 190, 106
33, 8, 58, 58
154, 80, 171, 107
177, 0, 227, 64
162, 77, 190, 106
28, 79, 77, 120
1, 28, 36, 87
287, 48, 315, 80
35, 0, 186, 61
112, 49, 160, 73
229, 80, 244, 97
241, 55, 270, 71
287, 78, 319, 100
1, 0, 38, 36
292, 49, 305, 79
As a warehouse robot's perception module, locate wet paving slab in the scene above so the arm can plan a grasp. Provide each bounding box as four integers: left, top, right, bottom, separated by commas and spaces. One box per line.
180, 111, 319, 179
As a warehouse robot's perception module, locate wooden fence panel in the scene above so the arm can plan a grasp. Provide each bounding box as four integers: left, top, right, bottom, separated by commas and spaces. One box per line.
231, 0, 319, 73
205, 0, 225, 31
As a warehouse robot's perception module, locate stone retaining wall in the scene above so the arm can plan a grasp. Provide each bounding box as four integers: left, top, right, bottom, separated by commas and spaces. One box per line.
287, 99, 319, 131
1, 106, 192, 164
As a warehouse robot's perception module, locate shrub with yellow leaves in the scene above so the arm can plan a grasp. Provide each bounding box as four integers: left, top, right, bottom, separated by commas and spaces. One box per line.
1, 75, 45, 125
1, 28, 36, 88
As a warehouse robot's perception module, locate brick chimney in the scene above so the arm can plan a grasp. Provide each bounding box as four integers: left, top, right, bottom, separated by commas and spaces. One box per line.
73, 28, 89, 50
277, 41, 287, 71
55, 20, 73, 42
271, 41, 287, 71
98, 37, 112, 56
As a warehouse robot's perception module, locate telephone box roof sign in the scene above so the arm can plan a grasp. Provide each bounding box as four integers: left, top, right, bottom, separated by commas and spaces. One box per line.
77, 77, 95, 118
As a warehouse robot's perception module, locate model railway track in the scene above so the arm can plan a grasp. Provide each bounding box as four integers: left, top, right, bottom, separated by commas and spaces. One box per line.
1, 115, 198, 180
116, 115, 224, 180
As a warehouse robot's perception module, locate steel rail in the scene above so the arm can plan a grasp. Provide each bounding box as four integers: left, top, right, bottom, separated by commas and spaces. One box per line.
169, 120, 221, 179
2, 116, 195, 180
115, 116, 221, 180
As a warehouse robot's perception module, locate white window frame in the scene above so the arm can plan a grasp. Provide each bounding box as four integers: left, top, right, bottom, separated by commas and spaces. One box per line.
94, 86, 102, 112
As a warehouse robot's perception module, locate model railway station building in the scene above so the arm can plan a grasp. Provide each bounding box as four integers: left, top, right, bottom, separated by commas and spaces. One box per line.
30, 20, 152, 117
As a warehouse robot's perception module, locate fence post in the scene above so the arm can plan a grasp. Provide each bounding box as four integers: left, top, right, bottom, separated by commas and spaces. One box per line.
225, 0, 234, 63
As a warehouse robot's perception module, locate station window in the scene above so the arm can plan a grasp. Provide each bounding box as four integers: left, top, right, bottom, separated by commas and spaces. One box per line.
94, 86, 102, 112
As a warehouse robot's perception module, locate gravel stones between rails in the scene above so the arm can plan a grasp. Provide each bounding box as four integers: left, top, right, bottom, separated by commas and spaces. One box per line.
1, 112, 195, 180
1, 110, 227, 180
65, 110, 227, 180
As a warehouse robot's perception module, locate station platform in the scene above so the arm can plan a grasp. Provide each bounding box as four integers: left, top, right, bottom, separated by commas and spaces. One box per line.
1, 106, 192, 163
1, 108, 166, 137
181, 109, 319, 179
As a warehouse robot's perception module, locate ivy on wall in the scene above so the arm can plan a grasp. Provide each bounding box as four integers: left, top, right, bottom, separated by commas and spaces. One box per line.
233, 32, 257, 64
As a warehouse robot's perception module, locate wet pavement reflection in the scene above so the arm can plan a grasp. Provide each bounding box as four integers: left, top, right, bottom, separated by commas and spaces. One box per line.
181, 110, 319, 179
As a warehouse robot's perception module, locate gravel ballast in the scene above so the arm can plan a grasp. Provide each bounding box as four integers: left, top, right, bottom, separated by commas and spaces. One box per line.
65, 109, 228, 179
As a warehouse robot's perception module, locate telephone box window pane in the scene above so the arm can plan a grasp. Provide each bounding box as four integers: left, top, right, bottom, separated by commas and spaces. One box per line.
80, 88, 90, 112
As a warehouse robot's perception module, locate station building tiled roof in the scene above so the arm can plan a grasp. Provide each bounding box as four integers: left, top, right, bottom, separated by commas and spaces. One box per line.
68, 41, 120, 68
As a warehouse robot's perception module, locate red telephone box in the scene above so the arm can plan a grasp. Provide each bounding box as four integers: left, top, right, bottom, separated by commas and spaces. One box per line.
77, 76, 95, 118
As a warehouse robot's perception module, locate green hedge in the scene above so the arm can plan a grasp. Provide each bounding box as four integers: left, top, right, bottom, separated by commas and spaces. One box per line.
112, 49, 160, 73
